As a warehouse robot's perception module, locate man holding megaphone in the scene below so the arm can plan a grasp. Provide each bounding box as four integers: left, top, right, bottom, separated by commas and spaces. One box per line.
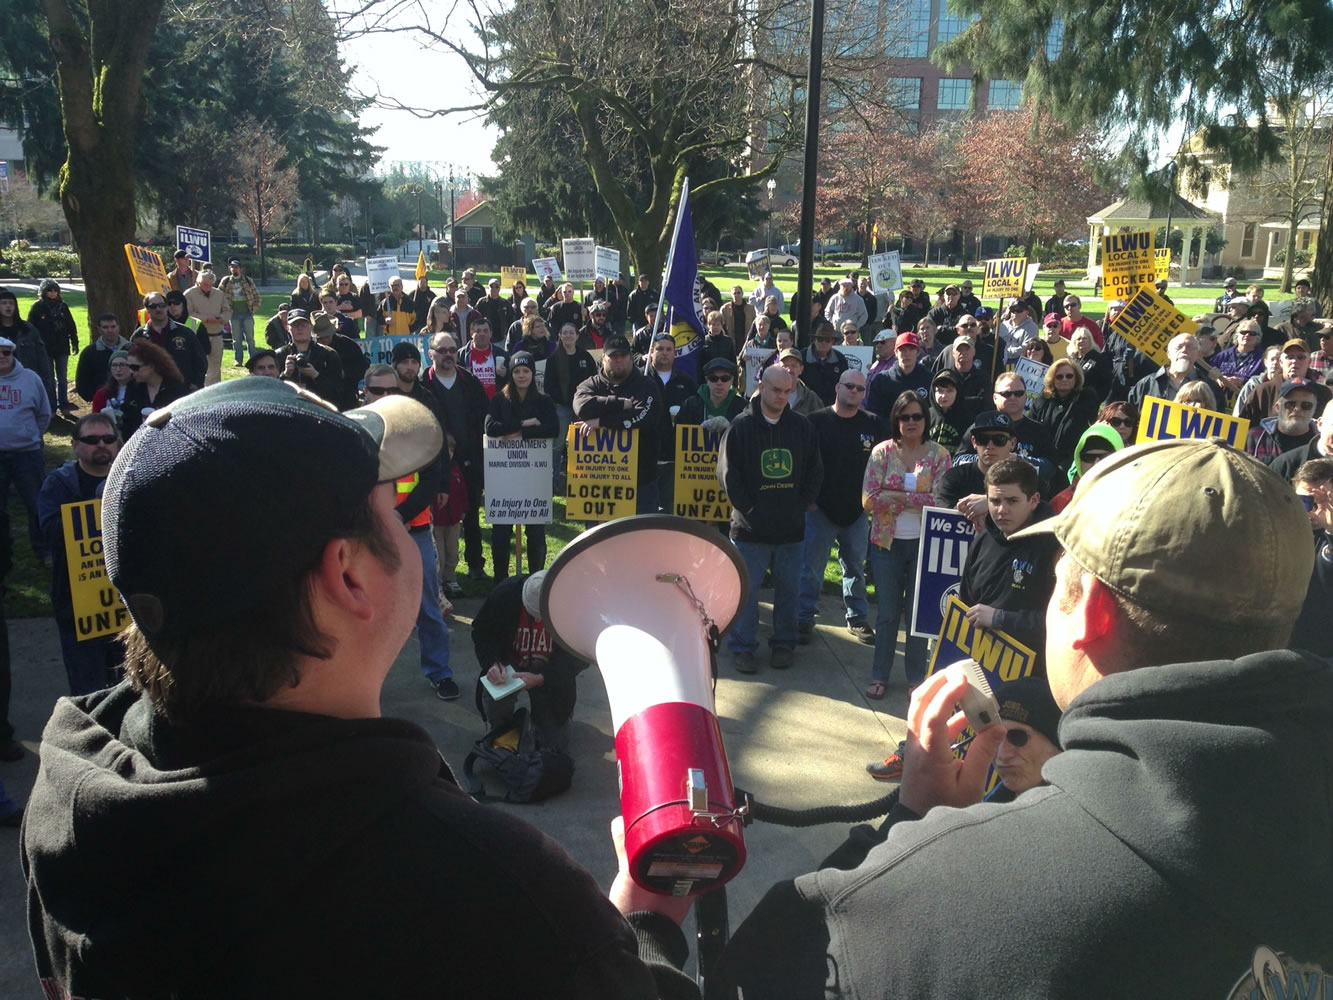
609, 440, 1333, 999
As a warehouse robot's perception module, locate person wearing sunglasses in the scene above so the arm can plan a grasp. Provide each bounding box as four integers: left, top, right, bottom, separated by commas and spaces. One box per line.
861, 392, 951, 702
1289, 457, 1333, 656
1247, 377, 1316, 468
676, 357, 746, 436
937, 411, 1017, 528
1031, 359, 1098, 476
1049, 422, 1123, 513
36, 413, 123, 696
0, 332, 52, 564
131, 292, 207, 391
1097, 400, 1139, 447
956, 373, 1057, 492
798, 371, 886, 652
120, 341, 187, 438
988, 675, 1063, 799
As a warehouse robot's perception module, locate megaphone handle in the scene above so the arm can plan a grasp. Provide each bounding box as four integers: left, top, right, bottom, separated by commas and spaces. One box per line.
695, 884, 733, 998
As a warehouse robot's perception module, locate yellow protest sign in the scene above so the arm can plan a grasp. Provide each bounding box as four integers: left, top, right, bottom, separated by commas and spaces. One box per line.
1154, 248, 1171, 281
1108, 287, 1198, 366
1136, 396, 1250, 449
566, 424, 639, 521
500, 266, 527, 288
123, 244, 171, 297
1100, 230, 1155, 301
673, 424, 731, 522
927, 594, 1037, 685
61, 500, 130, 642
981, 258, 1028, 301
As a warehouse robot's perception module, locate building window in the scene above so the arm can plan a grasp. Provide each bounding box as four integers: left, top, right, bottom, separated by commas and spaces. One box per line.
887, 0, 930, 58
1302, 231, 1313, 250
462, 226, 489, 246
1241, 223, 1256, 259
1045, 18, 1065, 60
987, 80, 1021, 110
887, 77, 922, 110
937, 78, 973, 111
936, 7, 977, 44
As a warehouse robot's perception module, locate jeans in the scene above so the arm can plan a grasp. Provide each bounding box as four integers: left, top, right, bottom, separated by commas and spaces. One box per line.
0, 596, 10, 744
56, 618, 122, 696
231, 313, 256, 364
52, 353, 70, 408
491, 523, 547, 578
869, 540, 928, 685
0, 449, 47, 558
729, 538, 803, 654
798, 509, 870, 626
635, 479, 659, 516
411, 527, 452, 683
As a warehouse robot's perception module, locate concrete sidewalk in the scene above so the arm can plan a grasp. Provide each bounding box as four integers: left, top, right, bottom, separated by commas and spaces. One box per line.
0, 589, 910, 993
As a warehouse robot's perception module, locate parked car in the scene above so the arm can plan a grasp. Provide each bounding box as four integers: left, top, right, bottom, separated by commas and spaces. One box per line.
698, 249, 732, 266
746, 248, 798, 268
781, 240, 842, 256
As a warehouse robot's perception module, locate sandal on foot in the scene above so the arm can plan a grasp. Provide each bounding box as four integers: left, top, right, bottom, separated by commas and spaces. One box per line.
865, 680, 886, 700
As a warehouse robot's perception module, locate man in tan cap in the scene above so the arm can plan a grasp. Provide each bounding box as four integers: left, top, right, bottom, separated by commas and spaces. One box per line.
616, 439, 1333, 998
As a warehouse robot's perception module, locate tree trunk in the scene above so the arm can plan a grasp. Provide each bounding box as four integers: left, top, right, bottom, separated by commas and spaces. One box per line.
1312, 128, 1333, 316
43, 0, 166, 334
922, 235, 933, 265
1282, 213, 1299, 294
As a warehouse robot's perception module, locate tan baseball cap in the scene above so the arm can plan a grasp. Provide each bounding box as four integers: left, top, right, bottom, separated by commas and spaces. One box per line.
1011, 439, 1313, 628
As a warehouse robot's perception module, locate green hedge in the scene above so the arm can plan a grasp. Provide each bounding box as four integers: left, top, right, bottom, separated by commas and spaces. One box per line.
0, 244, 82, 279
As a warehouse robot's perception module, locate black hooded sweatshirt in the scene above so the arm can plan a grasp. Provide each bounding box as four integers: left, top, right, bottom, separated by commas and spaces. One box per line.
959, 501, 1060, 656
22, 682, 696, 999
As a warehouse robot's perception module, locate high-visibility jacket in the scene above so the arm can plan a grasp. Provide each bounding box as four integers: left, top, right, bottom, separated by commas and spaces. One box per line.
395, 472, 431, 528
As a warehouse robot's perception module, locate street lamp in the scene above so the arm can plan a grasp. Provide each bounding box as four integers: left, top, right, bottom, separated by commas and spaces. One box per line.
765, 176, 776, 251
415, 183, 423, 254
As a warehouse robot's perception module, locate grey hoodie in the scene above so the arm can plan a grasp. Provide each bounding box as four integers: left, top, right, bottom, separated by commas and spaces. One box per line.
0, 357, 52, 450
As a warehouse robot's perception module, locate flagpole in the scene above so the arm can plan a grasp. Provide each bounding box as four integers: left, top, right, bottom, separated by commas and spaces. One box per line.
648, 177, 690, 373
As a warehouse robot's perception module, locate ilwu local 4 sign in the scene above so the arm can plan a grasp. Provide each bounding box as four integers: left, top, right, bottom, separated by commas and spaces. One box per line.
61, 500, 129, 641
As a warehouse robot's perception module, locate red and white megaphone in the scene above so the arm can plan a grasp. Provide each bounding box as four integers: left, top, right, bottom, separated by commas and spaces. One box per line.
542, 515, 749, 896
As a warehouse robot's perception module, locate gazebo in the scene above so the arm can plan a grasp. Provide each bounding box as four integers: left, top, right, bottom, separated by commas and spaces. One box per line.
1085, 193, 1218, 285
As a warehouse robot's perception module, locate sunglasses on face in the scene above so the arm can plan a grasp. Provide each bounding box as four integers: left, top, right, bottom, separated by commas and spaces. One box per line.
1004, 728, 1031, 747
1282, 399, 1316, 412
147, 302, 167, 310
431, 346, 457, 355
1300, 495, 1317, 512
365, 386, 403, 397
706, 374, 734, 384
976, 433, 1011, 446
1106, 417, 1134, 428
0, 350, 12, 357
76, 434, 118, 445
898, 412, 925, 422
997, 389, 1026, 399
839, 382, 866, 392
1054, 372, 1076, 380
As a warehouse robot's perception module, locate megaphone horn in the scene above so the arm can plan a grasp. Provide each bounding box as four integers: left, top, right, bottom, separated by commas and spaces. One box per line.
541, 515, 750, 896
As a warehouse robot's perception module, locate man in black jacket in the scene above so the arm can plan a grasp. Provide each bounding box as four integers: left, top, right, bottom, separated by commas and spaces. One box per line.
312, 311, 369, 410
957, 456, 1059, 659
275, 310, 343, 406
718, 365, 823, 673
74, 314, 130, 404
472, 570, 587, 752
618, 439, 1328, 1000
573, 334, 666, 513
24, 377, 694, 999
627, 273, 659, 333
0, 286, 55, 401
26, 278, 79, 413
423, 331, 492, 583
798, 371, 884, 646
133, 292, 206, 391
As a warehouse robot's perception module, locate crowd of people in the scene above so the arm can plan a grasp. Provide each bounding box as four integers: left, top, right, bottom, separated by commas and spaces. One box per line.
0, 233, 1326, 997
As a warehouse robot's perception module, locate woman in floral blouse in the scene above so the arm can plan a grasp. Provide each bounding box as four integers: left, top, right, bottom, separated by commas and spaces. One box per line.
861, 391, 951, 699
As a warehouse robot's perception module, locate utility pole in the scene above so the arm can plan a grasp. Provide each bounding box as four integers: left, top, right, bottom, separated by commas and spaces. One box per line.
794, 0, 825, 347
